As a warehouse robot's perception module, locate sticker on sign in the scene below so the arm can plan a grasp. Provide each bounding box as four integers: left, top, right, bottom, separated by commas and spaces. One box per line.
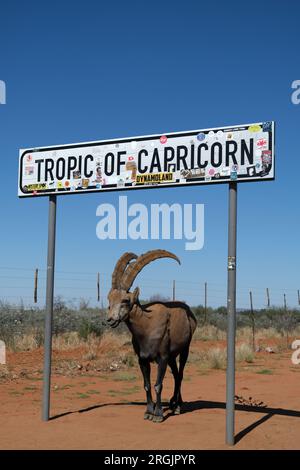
18, 122, 275, 197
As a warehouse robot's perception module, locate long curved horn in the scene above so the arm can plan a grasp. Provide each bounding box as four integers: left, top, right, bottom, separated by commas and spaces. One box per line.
112, 252, 138, 289
120, 249, 180, 291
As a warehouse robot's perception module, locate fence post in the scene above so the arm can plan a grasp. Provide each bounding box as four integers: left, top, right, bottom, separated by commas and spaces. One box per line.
204, 282, 207, 323
284, 293, 287, 311
249, 291, 255, 351
266, 288, 270, 308
34, 268, 38, 303
97, 272, 100, 302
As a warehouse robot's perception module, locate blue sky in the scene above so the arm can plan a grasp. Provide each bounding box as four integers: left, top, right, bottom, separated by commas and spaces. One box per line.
0, 0, 299, 308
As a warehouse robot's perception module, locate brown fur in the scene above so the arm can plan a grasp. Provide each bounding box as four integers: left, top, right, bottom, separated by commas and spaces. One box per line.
107, 251, 197, 423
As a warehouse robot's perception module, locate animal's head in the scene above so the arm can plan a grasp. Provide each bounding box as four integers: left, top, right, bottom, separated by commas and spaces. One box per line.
107, 250, 180, 328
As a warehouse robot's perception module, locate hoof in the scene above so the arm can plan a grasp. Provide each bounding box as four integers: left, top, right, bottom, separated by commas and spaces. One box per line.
144, 412, 153, 420
174, 406, 181, 415
152, 415, 164, 423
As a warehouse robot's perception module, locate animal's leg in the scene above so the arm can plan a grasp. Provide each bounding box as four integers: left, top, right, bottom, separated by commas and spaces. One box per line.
168, 357, 180, 410
153, 357, 168, 423
174, 347, 189, 415
138, 358, 154, 420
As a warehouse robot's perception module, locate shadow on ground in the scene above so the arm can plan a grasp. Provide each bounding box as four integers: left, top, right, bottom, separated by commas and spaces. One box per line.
50, 399, 300, 444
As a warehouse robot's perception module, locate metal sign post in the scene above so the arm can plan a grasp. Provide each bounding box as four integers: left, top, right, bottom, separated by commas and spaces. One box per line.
42, 195, 57, 421
226, 182, 237, 445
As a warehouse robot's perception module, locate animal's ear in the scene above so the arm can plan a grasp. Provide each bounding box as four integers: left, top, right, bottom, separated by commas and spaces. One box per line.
132, 286, 140, 302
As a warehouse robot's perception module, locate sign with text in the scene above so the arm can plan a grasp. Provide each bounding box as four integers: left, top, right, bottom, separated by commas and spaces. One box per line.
18, 121, 275, 197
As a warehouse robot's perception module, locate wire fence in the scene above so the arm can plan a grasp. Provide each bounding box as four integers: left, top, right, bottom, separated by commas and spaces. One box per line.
0, 265, 299, 311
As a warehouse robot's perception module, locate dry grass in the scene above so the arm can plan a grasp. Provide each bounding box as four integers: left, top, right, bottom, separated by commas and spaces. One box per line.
8, 324, 300, 354
192, 342, 255, 371
236, 343, 254, 363
0, 365, 11, 381
53, 330, 133, 365
52, 332, 83, 350
193, 325, 226, 341
6, 324, 299, 379
82, 331, 131, 361
237, 326, 300, 344
207, 348, 226, 369
11, 330, 132, 355
97, 330, 131, 355
13, 332, 43, 351
236, 327, 281, 342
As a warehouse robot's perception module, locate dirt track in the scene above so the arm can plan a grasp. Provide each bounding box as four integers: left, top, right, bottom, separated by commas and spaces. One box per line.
0, 344, 300, 450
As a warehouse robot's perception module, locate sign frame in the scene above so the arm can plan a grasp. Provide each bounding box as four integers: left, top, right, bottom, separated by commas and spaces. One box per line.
18, 121, 275, 198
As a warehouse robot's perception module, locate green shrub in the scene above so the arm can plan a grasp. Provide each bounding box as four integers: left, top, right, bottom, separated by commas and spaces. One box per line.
78, 318, 103, 341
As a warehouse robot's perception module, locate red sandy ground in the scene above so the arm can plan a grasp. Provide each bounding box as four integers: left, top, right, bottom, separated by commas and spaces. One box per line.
0, 340, 300, 450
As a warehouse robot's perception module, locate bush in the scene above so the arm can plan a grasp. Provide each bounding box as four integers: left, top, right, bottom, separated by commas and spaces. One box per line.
78, 318, 103, 341
207, 348, 226, 369
236, 343, 254, 363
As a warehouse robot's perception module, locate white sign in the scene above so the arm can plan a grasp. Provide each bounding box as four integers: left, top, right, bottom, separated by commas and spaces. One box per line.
18, 122, 275, 197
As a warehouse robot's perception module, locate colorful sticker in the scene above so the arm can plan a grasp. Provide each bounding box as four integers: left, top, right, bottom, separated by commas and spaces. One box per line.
262, 121, 272, 132
64, 181, 70, 188
125, 159, 137, 180
95, 165, 102, 182
228, 256, 236, 270
248, 124, 262, 133
256, 138, 268, 149
136, 172, 173, 185
23, 183, 47, 191
197, 133, 206, 141
261, 150, 272, 164
160, 135, 167, 144
26, 155, 33, 163
73, 171, 81, 179
81, 179, 89, 188
230, 171, 237, 180
180, 168, 205, 179
117, 178, 125, 187
208, 168, 215, 176
25, 166, 34, 175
